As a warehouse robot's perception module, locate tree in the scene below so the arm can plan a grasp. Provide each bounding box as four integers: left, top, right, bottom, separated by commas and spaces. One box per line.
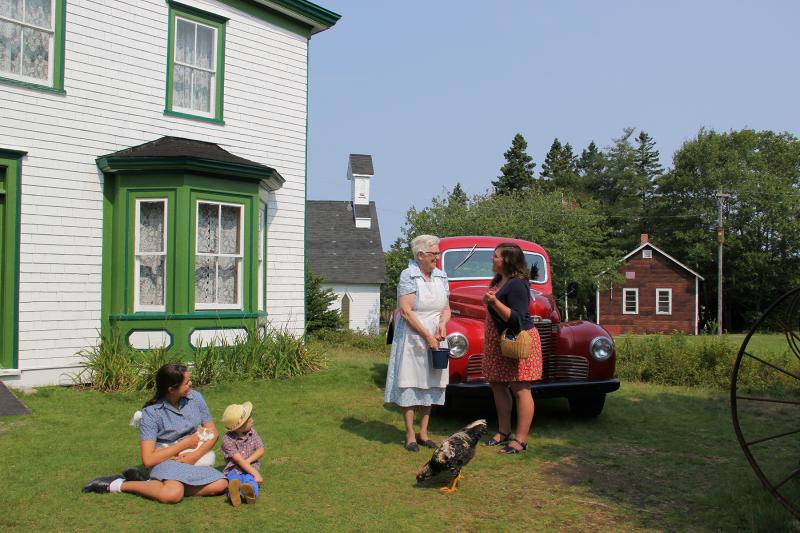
541, 138, 579, 193
576, 141, 606, 199
492, 133, 536, 195
305, 264, 342, 332
652, 128, 800, 330
634, 130, 663, 232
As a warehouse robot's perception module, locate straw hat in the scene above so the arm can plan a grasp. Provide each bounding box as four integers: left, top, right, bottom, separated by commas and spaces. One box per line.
222, 401, 253, 431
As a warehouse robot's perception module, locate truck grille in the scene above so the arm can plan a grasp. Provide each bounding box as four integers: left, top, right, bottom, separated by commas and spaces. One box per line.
466, 354, 484, 381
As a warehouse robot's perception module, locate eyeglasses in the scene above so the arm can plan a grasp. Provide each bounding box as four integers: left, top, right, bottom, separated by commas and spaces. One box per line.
420, 251, 441, 257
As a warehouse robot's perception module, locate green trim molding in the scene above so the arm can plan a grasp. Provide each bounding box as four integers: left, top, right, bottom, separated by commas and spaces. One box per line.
226, 0, 340, 36
99, 157, 271, 357
0, 149, 26, 369
0, 0, 66, 93
165, 1, 227, 123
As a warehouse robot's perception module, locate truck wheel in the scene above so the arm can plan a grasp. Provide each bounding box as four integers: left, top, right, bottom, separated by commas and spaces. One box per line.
568, 393, 606, 418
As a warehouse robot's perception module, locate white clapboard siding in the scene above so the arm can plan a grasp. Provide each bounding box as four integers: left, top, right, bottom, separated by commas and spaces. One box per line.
324, 284, 381, 335
2, 0, 310, 386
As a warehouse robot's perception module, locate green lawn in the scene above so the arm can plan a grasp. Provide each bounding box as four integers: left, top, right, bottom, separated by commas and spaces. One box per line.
1, 341, 797, 532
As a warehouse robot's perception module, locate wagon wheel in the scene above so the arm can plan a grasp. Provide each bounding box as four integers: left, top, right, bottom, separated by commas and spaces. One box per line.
731, 286, 800, 518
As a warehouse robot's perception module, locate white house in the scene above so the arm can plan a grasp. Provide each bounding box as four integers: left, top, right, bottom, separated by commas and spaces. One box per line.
0, 0, 339, 387
306, 155, 385, 333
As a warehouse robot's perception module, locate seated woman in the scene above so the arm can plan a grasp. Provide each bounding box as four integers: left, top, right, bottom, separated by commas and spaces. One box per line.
83, 364, 227, 503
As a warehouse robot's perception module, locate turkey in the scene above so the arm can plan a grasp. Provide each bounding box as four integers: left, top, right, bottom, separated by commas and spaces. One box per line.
415, 419, 487, 494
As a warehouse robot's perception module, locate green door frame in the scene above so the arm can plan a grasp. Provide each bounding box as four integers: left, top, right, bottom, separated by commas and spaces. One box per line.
0, 149, 25, 369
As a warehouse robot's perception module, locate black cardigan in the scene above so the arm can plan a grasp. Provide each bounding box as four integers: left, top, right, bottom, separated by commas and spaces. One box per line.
488, 278, 533, 333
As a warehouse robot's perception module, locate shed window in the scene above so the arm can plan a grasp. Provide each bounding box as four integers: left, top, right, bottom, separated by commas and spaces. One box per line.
642, 249, 652, 259
656, 288, 672, 315
623, 288, 638, 314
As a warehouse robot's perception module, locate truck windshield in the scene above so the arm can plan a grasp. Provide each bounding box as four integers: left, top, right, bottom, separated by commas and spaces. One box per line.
442, 248, 547, 283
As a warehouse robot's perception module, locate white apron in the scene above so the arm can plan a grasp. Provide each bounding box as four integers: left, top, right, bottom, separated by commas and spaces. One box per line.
396, 275, 449, 389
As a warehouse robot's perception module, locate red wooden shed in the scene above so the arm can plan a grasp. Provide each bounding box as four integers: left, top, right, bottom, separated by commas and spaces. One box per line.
596, 235, 704, 335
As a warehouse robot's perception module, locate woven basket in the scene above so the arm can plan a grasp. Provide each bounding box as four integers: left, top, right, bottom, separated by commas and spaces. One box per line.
499, 329, 532, 360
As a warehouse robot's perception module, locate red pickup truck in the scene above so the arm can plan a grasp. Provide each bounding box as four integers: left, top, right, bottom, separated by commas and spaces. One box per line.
389, 236, 620, 417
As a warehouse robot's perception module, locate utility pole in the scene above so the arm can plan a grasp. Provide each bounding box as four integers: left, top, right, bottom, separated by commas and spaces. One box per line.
716, 191, 730, 335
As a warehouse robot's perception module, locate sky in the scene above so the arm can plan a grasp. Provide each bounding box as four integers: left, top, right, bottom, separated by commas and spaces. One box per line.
306, 1, 800, 249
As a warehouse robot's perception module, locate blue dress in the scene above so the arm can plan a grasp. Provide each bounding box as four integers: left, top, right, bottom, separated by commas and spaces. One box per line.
384, 261, 449, 407
139, 390, 224, 486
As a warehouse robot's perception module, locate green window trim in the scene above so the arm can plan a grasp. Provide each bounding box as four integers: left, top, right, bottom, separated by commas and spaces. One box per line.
0, 0, 66, 94
0, 149, 25, 369
102, 172, 265, 356
164, 1, 227, 123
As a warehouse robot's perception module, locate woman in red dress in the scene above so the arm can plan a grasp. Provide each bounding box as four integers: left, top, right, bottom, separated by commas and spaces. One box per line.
482, 243, 543, 454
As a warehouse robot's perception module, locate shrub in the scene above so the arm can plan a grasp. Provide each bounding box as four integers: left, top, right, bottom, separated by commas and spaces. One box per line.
614, 333, 800, 394
75, 325, 326, 392
306, 263, 343, 333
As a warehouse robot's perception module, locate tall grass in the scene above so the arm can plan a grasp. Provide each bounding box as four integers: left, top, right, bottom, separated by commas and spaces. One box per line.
75, 326, 325, 392
615, 333, 800, 394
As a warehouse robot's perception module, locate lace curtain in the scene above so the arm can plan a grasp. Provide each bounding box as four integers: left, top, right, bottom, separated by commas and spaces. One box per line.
0, 0, 53, 81
174, 17, 214, 113
195, 202, 241, 306
137, 201, 165, 307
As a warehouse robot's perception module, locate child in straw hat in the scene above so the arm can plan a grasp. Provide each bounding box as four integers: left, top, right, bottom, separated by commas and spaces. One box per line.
221, 401, 264, 507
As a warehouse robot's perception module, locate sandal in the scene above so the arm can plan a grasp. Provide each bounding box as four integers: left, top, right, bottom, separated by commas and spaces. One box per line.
498, 438, 528, 454
484, 431, 511, 447
416, 434, 437, 449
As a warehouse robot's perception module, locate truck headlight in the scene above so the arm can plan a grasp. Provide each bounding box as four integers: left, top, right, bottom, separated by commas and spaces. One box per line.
446, 333, 468, 358
590, 336, 613, 361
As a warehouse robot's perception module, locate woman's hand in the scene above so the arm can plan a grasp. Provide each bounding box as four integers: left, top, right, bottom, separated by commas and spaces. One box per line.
174, 453, 197, 464
182, 432, 201, 451
254, 472, 264, 484
483, 290, 497, 307
425, 334, 439, 350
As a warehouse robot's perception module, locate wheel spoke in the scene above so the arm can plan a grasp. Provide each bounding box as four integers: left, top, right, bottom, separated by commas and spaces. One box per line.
774, 467, 800, 490
745, 427, 800, 447
736, 396, 800, 406
744, 351, 800, 382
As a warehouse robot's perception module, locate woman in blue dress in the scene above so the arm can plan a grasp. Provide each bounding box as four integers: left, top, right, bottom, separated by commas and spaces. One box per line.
384, 234, 451, 452
83, 364, 227, 503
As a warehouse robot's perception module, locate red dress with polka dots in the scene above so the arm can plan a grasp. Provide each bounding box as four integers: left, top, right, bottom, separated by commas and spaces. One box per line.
482, 312, 543, 382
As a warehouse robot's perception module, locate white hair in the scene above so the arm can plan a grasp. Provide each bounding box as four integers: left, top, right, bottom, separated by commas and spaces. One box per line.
411, 234, 440, 256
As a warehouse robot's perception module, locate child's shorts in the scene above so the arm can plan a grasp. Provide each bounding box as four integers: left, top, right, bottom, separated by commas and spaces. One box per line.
226, 471, 260, 497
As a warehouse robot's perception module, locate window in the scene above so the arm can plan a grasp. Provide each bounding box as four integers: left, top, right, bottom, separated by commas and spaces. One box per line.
165, 2, 226, 123
0, 0, 65, 92
195, 201, 243, 309
656, 288, 672, 315
442, 248, 548, 284
623, 288, 638, 314
134, 199, 167, 312
642, 249, 652, 259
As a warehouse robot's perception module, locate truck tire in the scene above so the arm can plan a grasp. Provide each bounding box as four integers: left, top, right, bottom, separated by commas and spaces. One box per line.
568, 393, 606, 418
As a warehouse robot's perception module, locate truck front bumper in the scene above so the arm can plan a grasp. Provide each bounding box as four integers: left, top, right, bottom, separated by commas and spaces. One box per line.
447, 378, 620, 399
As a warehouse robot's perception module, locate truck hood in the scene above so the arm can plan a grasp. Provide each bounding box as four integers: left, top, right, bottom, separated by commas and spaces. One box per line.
449, 285, 560, 323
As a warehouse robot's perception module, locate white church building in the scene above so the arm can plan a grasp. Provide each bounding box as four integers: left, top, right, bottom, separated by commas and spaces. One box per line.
306, 155, 385, 334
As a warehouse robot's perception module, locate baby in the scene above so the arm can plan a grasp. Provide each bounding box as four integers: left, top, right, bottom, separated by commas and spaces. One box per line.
221, 401, 265, 507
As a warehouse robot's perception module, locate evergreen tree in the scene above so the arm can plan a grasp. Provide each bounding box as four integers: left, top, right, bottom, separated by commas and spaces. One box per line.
305, 263, 343, 332
541, 138, 579, 192
449, 182, 468, 208
634, 131, 663, 231
492, 133, 536, 195
576, 141, 606, 198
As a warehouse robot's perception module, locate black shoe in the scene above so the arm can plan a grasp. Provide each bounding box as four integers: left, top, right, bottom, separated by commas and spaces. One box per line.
122, 467, 148, 482
404, 441, 420, 452
82, 475, 120, 493
416, 434, 437, 449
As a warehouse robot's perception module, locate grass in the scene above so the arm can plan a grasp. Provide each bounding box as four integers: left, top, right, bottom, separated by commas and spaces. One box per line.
2, 337, 800, 531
